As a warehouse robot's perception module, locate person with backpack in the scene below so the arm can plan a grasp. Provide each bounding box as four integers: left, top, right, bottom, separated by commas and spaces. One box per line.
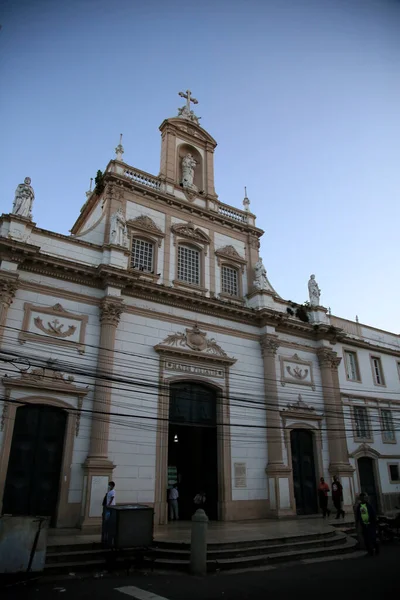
356, 492, 379, 556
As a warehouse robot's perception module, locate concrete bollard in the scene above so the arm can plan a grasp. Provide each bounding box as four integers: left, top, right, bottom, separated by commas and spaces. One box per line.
190, 509, 208, 576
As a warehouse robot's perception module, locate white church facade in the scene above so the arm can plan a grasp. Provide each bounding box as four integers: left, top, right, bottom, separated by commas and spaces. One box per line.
0, 92, 399, 530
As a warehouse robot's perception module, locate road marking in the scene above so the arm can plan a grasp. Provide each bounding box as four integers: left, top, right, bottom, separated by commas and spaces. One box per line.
116, 586, 170, 600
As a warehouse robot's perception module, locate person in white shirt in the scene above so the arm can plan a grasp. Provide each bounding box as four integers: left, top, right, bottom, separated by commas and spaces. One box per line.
106, 481, 116, 507
168, 483, 179, 521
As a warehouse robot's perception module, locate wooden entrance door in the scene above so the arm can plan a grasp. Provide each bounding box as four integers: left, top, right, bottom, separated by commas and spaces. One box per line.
358, 457, 378, 512
3, 405, 67, 523
290, 429, 318, 515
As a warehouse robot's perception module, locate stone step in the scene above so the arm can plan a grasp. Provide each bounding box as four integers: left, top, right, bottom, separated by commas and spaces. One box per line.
153, 529, 337, 551
153, 537, 358, 572
153, 531, 347, 561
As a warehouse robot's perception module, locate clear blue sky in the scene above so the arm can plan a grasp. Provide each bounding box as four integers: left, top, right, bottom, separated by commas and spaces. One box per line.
1, 0, 399, 333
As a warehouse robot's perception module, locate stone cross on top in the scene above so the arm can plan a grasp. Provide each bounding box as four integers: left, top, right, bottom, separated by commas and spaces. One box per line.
178, 89, 198, 112
177, 90, 201, 124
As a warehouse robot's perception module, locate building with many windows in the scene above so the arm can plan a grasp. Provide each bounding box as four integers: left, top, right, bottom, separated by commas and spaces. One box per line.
0, 93, 399, 530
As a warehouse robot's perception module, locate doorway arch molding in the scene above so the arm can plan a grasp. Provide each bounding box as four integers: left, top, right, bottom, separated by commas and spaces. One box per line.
154, 325, 236, 525
0, 366, 88, 527
350, 444, 383, 509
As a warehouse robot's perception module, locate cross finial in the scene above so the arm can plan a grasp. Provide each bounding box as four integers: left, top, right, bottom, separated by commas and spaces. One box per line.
178, 89, 198, 112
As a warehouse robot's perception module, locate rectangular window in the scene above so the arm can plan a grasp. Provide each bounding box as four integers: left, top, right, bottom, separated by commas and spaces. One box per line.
221, 266, 239, 296
354, 406, 370, 439
177, 245, 200, 285
397, 362, 400, 381
381, 409, 395, 443
344, 351, 360, 381
131, 238, 154, 272
389, 464, 400, 482
371, 356, 385, 385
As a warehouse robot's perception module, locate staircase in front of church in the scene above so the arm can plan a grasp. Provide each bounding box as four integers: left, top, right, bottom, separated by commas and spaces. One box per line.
45, 522, 360, 575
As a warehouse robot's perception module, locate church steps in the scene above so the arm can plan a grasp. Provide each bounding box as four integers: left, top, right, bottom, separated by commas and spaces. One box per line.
44, 530, 358, 574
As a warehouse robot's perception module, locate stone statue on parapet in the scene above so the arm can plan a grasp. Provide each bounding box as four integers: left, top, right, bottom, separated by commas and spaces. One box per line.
308, 274, 321, 306
12, 177, 34, 219
254, 258, 269, 290
110, 208, 128, 248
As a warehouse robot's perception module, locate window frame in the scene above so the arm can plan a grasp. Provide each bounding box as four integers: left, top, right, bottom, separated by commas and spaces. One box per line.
352, 404, 373, 443
370, 354, 386, 387
343, 349, 361, 383
388, 463, 400, 484
174, 242, 205, 290
220, 262, 242, 299
380, 408, 396, 444
130, 235, 156, 274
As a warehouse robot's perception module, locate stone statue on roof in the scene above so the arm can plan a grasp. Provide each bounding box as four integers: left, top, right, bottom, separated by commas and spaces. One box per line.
12, 177, 34, 219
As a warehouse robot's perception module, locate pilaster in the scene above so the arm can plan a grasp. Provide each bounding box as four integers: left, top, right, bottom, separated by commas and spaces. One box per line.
0, 273, 18, 345
81, 295, 124, 530
260, 334, 294, 517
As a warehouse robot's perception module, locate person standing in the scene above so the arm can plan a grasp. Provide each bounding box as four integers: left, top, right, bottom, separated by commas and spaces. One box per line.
332, 476, 345, 519
102, 481, 116, 544
168, 483, 179, 521
318, 477, 331, 518
356, 493, 379, 556
193, 490, 206, 514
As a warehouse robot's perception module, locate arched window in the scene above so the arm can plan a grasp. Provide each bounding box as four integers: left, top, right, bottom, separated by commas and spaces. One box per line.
131, 237, 155, 272
177, 244, 200, 285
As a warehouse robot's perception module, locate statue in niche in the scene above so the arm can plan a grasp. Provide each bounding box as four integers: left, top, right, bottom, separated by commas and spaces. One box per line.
254, 258, 269, 290
181, 153, 197, 189
308, 274, 321, 306
110, 208, 128, 247
12, 177, 34, 219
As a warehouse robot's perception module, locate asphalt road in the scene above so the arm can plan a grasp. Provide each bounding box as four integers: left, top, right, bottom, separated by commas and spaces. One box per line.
2, 546, 399, 600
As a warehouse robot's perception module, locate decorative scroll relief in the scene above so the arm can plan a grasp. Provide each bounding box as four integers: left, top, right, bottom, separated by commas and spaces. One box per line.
19, 303, 88, 354
155, 325, 236, 366
234, 462, 247, 488
280, 353, 315, 390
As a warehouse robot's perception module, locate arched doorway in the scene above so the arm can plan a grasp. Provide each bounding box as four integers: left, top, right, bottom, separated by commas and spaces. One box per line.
168, 382, 218, 520
358, 457, 378, 512
3, 404, 67, 525
290, 429, 318, 515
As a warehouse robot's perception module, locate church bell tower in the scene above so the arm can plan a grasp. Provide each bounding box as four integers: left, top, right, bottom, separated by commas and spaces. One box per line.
159, 90, 218, 202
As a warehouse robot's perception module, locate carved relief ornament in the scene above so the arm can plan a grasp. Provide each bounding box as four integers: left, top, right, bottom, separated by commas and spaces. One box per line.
280, 353, 315, 390
317, 347, 341, 369
215, 245, 246, 272
19, 302, 88, 354
99, 297, 124, 326
260, 335, 280, 357
127, 215, 165, 247
1, 363, 88, 436
171, 221, 210, 251
0, 276, 18, 307
155, 325, 236, 366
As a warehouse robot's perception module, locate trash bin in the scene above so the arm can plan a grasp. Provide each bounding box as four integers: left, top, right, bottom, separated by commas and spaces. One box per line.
103, 504, 154, 549
0, 515, 49, 573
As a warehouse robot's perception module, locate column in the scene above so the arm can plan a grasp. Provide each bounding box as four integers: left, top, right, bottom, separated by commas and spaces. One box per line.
81, 295, 124, 530
0, 274, 18, 345
317, 347, 354, 508
260, 335, 292, 517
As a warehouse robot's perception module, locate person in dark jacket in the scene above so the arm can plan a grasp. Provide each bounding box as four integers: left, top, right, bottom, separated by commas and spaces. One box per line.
332, 476, 345, 519
356, 493, 379, 556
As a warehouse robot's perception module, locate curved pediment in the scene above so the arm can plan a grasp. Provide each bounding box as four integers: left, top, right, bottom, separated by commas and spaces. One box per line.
171, 221, 210, 245
154, 325, 236, 365
128, 215, 164, 237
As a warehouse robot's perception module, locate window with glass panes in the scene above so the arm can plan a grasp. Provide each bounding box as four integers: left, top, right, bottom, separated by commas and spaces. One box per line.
381, 409, 395, 442
177, 245, 200, 285
221, 265, 239, 296
371, 356, 384, 385
345, 351, 360, 381
354, 406, 370, 439
131, 238, 154, 272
